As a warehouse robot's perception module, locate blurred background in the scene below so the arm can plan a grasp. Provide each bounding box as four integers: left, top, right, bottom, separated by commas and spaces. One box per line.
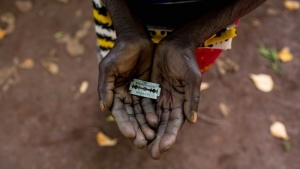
0, 0, 299, 168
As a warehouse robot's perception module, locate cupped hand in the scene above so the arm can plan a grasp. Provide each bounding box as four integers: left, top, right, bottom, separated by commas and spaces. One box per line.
98, 37, 158, 148
149, 38, 202, 159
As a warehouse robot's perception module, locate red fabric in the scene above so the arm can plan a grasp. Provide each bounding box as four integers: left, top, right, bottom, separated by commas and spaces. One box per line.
194, 20, 239, 74
195, 48, 222, 74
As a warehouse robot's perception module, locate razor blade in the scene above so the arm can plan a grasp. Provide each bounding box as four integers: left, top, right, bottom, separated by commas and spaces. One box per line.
129, 79, 161, 99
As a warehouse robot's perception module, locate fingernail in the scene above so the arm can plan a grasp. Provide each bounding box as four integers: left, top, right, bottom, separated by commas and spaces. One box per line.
192, 111, 197, 123
99, 101, 105, 111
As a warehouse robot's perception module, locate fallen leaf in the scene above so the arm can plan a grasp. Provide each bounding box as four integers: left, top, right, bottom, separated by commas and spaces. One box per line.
19, 58, 35, 69
266, 8, 279, 16
66, 39, 85, 56
0, 13, 16, 34
75, 20, 92, 39
258, 43, 283, 75
0, 66, 20, 93
250, 74, 274, 92
106, 115, 115, 122
219, 102, 230, 117
54, 31, 64, 39
270, 121, 289, 140
56, 0, 69, 4
216, 59, 226, 75
57, 34, 85, 57
251, 18, 261, 27
15, 1, 33, 13
0, 66, 19, 86
96, 132, 117, 146
200, 82, 210, 91
216, 57, 239, 75
79, 81, 89, 94
284, 0, 300, 11
282, 140, 291, 151
41, 60, 59, 75
0, 29, 6, 39
13, 57, 20, 66
56, 21, 91, 57
75, 9, 82, 17
278, 47, 293, 63
2, 78, 14, 93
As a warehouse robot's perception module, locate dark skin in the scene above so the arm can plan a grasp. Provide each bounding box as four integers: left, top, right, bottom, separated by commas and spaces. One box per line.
98, 0, 266, 159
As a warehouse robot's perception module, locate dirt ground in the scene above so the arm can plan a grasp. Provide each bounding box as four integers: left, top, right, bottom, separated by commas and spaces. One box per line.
0, 0, 299, 169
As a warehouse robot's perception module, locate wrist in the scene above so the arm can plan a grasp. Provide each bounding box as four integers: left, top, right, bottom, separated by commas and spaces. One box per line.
161, 34, 198, 53
157, 37, 195, 61
117, 27, 150, 41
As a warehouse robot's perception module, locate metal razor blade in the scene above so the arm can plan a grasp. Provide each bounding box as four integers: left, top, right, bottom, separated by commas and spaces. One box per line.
129, 79, 161, 99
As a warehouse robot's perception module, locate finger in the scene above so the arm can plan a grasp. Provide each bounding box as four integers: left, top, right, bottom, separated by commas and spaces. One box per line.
111, 97, 136, 139
98, 58, 116, 111
133, 100, 156, 141
155, 106, 163, 121
141, 98, 159, 128
131, 128, 147, 149
160, 107, 184, 152
150, 109, 170, 160
126, 104, 147, 149
183, 66, 202, 124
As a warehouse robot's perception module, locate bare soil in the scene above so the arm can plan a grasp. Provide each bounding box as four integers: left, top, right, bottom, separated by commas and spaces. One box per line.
0, 0, 299, 168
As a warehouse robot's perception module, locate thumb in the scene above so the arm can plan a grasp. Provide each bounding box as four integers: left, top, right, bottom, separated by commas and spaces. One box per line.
98, 57, 116, 112
183, 64, 202, 124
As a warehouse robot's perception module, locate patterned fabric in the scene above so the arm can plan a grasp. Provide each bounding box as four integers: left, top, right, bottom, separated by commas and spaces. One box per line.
92, 0, 238, 74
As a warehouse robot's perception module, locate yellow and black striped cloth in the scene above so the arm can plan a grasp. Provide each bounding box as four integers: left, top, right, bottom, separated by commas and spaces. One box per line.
92, 0, 237, 59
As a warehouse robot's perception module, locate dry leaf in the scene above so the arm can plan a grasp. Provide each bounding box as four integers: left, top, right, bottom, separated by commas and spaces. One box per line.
96, 132, 117, 146
0, 29, 6, 39
66, 39, 85, 56
200, 82, 210, 91
0, 66, 19, 86
15, 1, 33, 13
75, 9, 82, 17
278, 47, 294, 63
270, 121, 289, 140
0, 66, 20, 93
251, 18, 261, 27
106, 115, 115, 122
19, 58, 34, 69
79, 81, 89, 94
284, 0, 300, 11
57, 34, 85, 57
13, 57, 20, 65
41, 60, 59, 75
56, 21, 91, 57
75, 20, 92, 39
216, 58, 239, 76
249, 74, 274, 92
0, 13, 16, 34
219, 102, 230, 117
266, 8, 279, 16
216, 59, 226, 75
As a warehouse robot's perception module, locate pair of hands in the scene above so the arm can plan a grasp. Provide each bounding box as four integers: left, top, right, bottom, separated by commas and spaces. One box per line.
98, 34, 202, 159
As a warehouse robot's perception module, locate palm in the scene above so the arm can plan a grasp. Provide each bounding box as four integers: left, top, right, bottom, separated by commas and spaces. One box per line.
149, 41, 202, 159
98, 39, 158, 148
